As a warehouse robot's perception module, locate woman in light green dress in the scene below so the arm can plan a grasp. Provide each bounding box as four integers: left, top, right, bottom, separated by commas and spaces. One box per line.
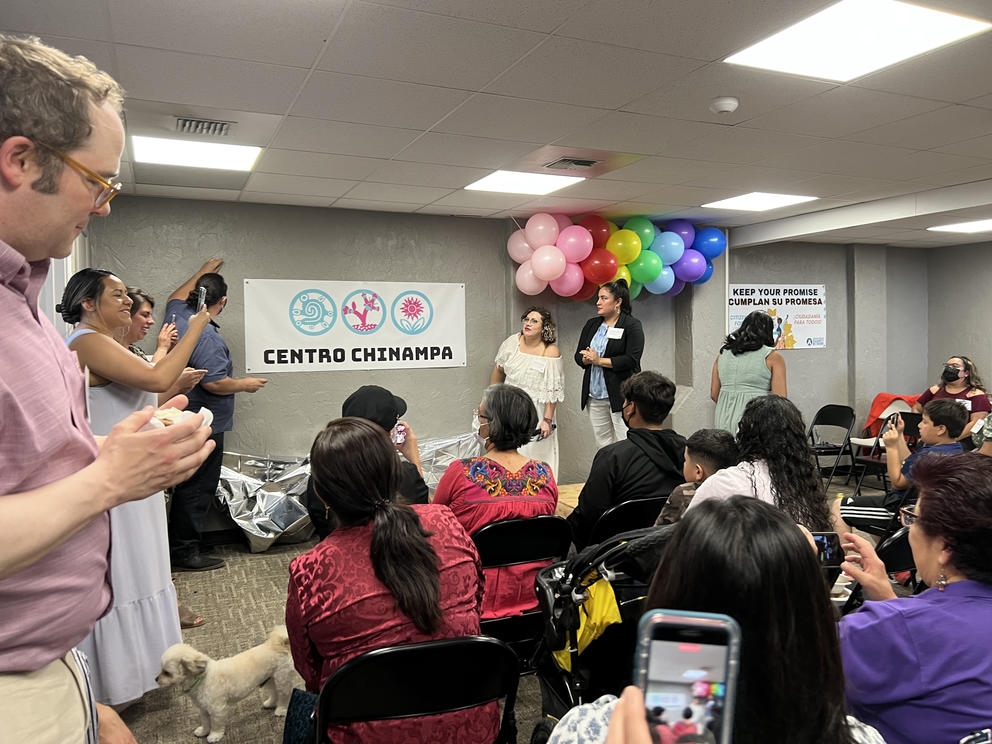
711, 310, 787, 434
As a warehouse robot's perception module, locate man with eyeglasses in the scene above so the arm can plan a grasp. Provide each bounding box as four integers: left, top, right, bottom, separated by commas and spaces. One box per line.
0, 35, 215, 743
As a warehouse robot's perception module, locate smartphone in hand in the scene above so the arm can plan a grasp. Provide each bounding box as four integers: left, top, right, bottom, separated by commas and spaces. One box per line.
811, 531, 843, 568
391, 424, 406, 445
635, 610, 740, 744
197, 286, 207, 310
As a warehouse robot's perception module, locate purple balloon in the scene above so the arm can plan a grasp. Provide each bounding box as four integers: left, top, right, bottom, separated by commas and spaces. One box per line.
671, 248, 707, 283
662, 278, 686, 296
666, 219, 696, 250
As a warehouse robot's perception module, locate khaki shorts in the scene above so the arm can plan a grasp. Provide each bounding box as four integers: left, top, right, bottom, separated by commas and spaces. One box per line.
0, 651, 92, 743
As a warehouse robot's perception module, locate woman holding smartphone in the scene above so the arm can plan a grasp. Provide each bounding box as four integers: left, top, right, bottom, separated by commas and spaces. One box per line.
548, 497, 883, 744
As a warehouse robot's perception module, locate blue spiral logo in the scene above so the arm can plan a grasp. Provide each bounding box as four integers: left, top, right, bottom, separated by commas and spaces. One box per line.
289, 290, 336, 336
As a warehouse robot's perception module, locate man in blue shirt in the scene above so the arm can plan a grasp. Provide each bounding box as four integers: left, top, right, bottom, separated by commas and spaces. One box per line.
166, 259, 268, 570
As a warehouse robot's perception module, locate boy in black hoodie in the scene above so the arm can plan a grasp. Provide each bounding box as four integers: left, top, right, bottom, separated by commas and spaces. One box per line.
567, 371, 686, 549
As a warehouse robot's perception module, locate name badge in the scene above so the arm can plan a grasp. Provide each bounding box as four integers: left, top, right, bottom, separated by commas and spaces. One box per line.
606, 326, 624, 340
529, 360, 547, 374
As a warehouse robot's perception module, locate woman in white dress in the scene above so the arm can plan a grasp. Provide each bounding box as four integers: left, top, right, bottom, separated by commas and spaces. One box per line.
59, 268, 210, 706
490, 306, 564, 478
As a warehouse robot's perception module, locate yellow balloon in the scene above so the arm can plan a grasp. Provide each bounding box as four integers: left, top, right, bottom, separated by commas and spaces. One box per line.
606, 229, 642, 265
609, 264, 632, 286
606, 220, 620, 235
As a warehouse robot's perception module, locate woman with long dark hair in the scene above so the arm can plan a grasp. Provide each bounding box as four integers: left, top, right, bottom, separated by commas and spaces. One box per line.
711, 310, 786, 434
685, 395, 830, 530
549, 498, 883, 744
575, 278, 645, 448
286, 418, 498, 744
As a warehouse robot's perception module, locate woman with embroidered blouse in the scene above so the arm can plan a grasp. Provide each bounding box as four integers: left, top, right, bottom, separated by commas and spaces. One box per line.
434, 383, 558, 619
490, 305, 564, 478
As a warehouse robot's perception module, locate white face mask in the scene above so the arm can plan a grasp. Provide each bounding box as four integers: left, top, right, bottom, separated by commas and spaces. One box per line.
472, 412, 487, 447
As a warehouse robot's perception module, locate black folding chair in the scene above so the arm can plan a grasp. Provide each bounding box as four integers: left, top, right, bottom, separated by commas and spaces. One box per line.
841, 527, 918, 615
807, 404, 857, 491
852, 412, 922, 497
314, 636, 518, 744
589, 496, 668, 546
471, 515, 572, 673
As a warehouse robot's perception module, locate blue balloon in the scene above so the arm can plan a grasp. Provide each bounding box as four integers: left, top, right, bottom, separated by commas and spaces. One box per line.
694, 227, 727, 260
694, 259, 715, 284
644, 266, 676, 294
654, 231, 685, 265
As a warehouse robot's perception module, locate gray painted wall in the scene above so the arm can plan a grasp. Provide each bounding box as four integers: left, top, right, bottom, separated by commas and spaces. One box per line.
885, 248, 928, 395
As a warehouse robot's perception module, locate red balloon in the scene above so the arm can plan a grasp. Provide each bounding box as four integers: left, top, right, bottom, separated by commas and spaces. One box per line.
579, 215, 610, 251
580, 247, 618, 284
572, 278, 599, 302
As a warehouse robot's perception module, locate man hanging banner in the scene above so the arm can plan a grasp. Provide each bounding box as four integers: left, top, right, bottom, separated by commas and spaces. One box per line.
728, 284, 826, 349
244, 279, 466, 372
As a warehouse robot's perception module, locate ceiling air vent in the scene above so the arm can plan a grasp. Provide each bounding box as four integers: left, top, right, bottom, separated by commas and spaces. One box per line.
174, 117, 233, 137
544, 157, 600, 170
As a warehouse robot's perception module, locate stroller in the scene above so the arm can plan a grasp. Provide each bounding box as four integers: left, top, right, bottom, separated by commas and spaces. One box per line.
529, 527, 672, 743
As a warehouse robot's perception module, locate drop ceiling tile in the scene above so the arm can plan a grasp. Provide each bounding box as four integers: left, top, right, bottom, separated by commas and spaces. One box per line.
394, 132, 539, 168
317, 3, 544, 89
366, 161, 492, 189
743, 87, 945, 139
134, 185, 240, 200
244, 173, 357, 197
292, 72, 470, 129
433, 94, 603, 143
364, 0, 585, 33
847, 105, 992, 150
599, 156, 730, 185
2, 1, 112, 41
124, 100, 284, 146
554, 179, 651, 201
107, 0, 341, 67
342, 182, 453, 203
792, 173, 926, 198
415, 205, 499, 217
554, 112, 723, 157
115, 45, 307, 114
430, 191, 531, 210
270, 117, 421, 158
680, 164, 817, 191
254, 150, 384, 180
132, 164, 250, 190
626, 62, 833, 125
33, 36, 118, 76
486, 37, 703, 109
673, 127, 823, 165
909, 162, 992, 186
597, 203, 694, 220
331, 199, 420, 213
515, 196, 617, 214
239, 192, 332, 207
761, 140, 982, 181
934, 131, 992, 160
635, 184, 739, 206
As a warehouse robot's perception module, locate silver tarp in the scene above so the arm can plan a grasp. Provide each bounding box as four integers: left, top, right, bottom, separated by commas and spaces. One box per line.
216, 433, 481, 552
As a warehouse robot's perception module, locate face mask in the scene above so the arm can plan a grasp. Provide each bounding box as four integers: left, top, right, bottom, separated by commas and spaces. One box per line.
621, 403, 633, 430
472, 413, 487, 447
942, 365, 962, 383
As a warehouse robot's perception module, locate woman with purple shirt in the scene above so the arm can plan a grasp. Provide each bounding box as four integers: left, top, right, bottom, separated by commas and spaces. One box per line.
840, 452, 992, 743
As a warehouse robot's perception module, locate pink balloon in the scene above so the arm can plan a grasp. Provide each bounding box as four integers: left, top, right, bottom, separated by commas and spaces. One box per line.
525, 213, 559, 251
515, 261, 548, 296
531, 244, 567, 281
556, 225, 594, 263
550, 263, 584, 297
552, 213, 573, 232
506, 229, 533, 264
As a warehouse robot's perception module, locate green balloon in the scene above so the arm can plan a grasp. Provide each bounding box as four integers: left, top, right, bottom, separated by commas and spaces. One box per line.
629, 280, 643, 300
623, 216, 655, 250
628, 248, 663, 284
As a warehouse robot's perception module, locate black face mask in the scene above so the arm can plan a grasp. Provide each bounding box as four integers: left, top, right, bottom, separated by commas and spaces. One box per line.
942, 365, 963, 383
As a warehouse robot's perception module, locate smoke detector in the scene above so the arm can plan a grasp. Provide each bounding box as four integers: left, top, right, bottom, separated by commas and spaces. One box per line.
709, 96, 740, 115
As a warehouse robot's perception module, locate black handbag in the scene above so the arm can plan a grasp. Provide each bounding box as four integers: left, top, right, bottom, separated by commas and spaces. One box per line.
282, 688, 319, 744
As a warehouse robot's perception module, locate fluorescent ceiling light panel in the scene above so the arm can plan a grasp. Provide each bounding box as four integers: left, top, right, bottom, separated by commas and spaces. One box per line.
131, 136, 261, 171
725, 0, 991, 82
701, 192, 818, 211
464, 170, 584, 195
927, 218, 992, 233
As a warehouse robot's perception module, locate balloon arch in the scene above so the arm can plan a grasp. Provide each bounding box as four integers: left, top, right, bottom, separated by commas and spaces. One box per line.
509, 213, 726, 300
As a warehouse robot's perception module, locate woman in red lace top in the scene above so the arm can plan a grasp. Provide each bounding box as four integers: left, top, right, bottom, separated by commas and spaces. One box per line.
434, 384, 559, 619
286, 418, 498, 744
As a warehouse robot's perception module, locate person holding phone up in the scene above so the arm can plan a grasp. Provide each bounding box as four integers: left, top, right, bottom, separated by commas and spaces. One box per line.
165, 259, 268, 571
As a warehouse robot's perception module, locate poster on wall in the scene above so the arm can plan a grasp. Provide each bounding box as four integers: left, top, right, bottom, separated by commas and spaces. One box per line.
244, 279, 466, 372
728, 284, 826, 349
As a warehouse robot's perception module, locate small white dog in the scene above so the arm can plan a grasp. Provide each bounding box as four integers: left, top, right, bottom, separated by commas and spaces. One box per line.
157, 625, 296, 743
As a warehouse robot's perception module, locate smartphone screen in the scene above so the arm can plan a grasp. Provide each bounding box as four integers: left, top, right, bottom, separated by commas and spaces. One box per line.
197, 286, 207, 310
811, 532, 843, 568
636, 611, 739, 744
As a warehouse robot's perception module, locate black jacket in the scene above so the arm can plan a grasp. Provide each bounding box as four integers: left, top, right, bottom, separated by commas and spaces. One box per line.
567, 427, 686, 549
574, 314, 645, 412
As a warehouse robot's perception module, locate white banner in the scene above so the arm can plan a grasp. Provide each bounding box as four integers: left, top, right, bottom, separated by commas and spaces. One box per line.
244, 279, 466, 372
728, 284, 826, 349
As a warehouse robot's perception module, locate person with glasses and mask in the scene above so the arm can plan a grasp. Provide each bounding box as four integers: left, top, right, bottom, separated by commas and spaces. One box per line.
840, 452, 992, 743
0, 35, 214, 744
567, 371, 685, 550
434, 384, 557, 618
914, 355, 990, 449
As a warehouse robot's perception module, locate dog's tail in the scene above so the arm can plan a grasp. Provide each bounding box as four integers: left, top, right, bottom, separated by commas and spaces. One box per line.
269, 625, 291, 653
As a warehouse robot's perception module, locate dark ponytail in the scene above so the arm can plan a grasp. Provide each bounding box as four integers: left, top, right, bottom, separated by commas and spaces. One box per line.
310, 418, 442, 634
186, 272, 227, 309
58, 268, 112, 324
601, 278, 632, 315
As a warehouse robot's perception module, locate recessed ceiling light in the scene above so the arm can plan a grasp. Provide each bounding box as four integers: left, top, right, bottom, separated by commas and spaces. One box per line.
701, 192, 818, 211
131, 135, 261, 171
725, 0, 991, 82
464, 170, 584, 195
927, 218, 992, 233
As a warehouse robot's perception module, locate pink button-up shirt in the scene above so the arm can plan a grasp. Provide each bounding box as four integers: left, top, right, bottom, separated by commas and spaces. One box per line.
0, 241, 110, 672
